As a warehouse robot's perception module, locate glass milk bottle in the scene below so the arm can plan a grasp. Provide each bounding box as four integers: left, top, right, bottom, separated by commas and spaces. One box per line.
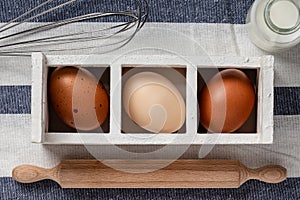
247, 0, 300, 52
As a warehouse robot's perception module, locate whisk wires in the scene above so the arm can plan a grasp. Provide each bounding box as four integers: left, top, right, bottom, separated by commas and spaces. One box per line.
0, 0, 149, 56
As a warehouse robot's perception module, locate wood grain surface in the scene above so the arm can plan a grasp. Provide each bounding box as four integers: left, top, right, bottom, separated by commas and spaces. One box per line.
12, 160, 286, 188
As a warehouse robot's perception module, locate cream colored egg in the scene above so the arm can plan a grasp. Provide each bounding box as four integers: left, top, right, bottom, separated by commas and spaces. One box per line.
123, 72, 185, 133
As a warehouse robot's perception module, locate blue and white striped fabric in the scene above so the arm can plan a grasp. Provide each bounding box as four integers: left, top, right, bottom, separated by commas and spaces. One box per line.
1, 0, 300, 199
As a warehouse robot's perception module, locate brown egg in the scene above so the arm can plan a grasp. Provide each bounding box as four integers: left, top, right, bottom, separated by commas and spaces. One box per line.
49, 67, 109, 130
199, 69, 255, 133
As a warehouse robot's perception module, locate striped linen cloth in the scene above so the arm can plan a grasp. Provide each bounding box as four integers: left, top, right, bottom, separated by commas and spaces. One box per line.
1, 0, 300, 199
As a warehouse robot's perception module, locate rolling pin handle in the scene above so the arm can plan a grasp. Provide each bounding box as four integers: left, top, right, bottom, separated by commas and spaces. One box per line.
249, 165, 287, 184
12, 165, 59, 184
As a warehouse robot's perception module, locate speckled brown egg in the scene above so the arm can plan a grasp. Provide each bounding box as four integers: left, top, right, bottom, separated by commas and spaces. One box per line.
199, 69, 255, 133
49, 66, 109, 130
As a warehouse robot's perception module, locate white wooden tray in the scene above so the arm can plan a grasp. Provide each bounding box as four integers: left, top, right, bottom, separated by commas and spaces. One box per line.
31, 53, 274, 145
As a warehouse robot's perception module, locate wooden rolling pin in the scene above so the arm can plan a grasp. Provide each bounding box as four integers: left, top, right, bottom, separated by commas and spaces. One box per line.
12, 160, 286, 188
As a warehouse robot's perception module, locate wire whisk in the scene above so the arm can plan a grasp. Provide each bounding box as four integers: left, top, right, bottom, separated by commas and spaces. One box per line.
0, 0, 149, 56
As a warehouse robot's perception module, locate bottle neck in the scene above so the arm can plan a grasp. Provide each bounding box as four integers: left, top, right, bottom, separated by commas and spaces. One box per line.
264, 0, 300, 35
